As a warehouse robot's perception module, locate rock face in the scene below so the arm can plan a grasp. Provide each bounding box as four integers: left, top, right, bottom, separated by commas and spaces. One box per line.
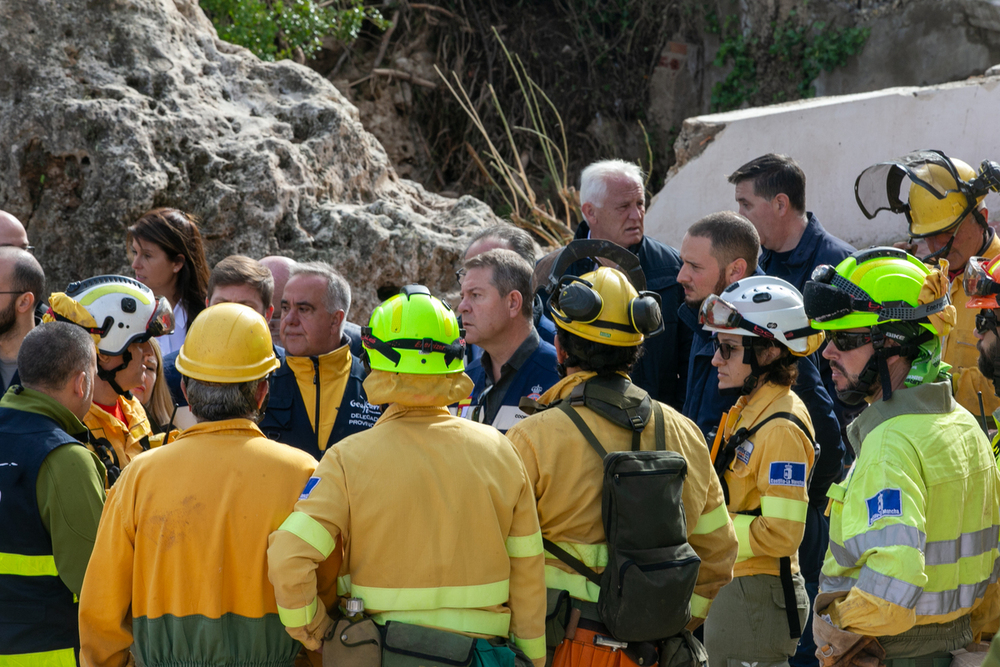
0, 0, 499, 318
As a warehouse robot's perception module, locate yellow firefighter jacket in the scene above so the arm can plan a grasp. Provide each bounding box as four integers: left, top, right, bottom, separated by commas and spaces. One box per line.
948, 232, 1000, 417
504, 371, 738, 624
720, 382, 814, 578
267, 370, 548, 666
78, 419, 339, 667
84, 394, 153, 478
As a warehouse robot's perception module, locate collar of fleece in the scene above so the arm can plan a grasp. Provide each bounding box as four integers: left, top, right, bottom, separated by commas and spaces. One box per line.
363, 369, 474, 408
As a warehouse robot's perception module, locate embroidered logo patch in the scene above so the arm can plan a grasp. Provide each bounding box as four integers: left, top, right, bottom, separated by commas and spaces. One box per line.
768, 461, 806, 487
866, 488, 902, 526
736, 440, 754, 465
299, 476, 321, 500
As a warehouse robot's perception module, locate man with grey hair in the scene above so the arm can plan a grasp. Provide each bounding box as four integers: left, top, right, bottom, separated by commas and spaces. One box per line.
0, 322, 104, 663
258, 261, 380, 459
540, 159, 691, 409
0, 247, 45, 393
457, 249, 559, 432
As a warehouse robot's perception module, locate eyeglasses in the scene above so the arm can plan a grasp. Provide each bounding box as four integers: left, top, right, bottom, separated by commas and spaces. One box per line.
825, 330, 873, 352
0, 244, 33, 253
976, 310, 999, 333
455, 268, 466, 284
712, 338, 742, 360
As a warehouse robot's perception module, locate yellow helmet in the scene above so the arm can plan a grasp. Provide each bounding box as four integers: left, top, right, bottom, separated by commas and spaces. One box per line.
549, 266, 662, 347
907, 158, 981, 237
175, 303, 279, 383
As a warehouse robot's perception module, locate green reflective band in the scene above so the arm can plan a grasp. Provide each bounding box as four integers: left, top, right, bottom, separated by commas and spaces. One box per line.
278, 512, 336, 558
545, 565, 600, 603
372, 608, 511, 637
337, 575, 352, 596
544, 542, 608, 568
0, 552, 58, 577
692, 503, 730, 536
352, 580, 509, 611
506, 531, 544, 558
689, 592, 712, 618
733, 514, 755, 561
761, 496, 808, 523
514, 634, 547, 660
277, 597, 318, 628
0, 647, 77, 667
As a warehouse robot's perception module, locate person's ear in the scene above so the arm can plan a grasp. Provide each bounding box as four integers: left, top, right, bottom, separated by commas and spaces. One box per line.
16, 291, 35, 314
255, 378, 270, 409
554, 335, 569, 364
172, 254, 186, 273
772, 193, 790, 216
508, 290, 523, 319
727, 258, 748, 283
581, 201, 596, 225
758, 345, 783, 366
72, 370, 88, 399
180, 377, 189, 404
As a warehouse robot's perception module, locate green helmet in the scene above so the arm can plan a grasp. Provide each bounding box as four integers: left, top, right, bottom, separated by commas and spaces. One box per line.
362, 285, 466, 375
803, 247, 952, 404
803, 247, 948, 335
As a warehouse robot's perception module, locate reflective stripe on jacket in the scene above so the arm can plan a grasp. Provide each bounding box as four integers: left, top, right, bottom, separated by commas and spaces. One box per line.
820, 381, 1000, 638
505, 371, 737, 622
721, 382, 814, 578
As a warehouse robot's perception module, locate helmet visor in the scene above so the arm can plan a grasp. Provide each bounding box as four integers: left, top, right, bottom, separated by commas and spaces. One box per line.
146, 296, 176, 338
854, 150, 967, 222
699, 295, 774, 338
963, 257, 1000, 300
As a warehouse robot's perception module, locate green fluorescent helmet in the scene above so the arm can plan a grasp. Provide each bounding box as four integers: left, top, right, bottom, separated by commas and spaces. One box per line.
362, 285, 466, 375
803, 246, 948, 335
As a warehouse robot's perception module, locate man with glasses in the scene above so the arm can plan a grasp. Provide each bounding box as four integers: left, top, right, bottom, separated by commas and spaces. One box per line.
802, 247, 1000, 664
0, 247, 45, 393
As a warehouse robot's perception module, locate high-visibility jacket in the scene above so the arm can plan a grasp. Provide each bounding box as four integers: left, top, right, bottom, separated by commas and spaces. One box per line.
0, 391, 104, 666
718, 382, 814, 577
948, 231, 1000, 417
83, 393, 153, 480
267, 370, 548, 667
78, 419, 338, 667
505, 371, 738, 624
819, 381, 1000, 639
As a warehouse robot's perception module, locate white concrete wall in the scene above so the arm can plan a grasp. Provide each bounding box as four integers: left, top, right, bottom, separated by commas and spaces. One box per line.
645, 76, 1000, 251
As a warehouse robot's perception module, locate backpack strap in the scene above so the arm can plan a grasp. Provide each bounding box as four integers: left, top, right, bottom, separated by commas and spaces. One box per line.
542, 538, 602, 586
556, 400, 609, 459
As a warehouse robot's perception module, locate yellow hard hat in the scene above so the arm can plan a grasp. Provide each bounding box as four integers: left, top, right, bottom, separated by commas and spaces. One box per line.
175, 303, 280, 383
908, 158, 981, 237
549, 266, 662, 346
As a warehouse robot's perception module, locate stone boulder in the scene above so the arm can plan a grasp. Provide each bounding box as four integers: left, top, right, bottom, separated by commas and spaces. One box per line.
0, 0, 500, 318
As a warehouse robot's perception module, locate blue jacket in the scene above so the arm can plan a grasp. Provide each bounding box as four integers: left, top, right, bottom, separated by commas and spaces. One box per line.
0, 406, 82, 661
463, 336, 560, 433
257, 346, 381, 460
539, 221, 691, 410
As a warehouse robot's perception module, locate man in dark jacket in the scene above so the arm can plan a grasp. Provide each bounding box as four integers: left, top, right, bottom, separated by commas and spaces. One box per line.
539, 159, 691, 409
0, 322, 105, 664
728, 154, 854, 667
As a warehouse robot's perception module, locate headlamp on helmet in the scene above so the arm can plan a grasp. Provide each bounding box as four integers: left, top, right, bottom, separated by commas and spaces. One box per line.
964, 256, 1000, 309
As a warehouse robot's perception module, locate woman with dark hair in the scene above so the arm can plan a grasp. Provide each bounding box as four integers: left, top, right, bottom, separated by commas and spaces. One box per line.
128, 208, 210, 355
700, 275, 822, 667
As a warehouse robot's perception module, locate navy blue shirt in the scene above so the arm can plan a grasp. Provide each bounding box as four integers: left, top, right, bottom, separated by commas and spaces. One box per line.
463, 328, 560, 433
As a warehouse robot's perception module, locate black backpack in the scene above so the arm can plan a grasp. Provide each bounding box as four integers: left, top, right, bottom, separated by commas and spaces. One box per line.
530, 374, 701, 642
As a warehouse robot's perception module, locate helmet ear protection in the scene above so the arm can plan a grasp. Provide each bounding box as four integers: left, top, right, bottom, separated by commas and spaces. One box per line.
546, 239, 664, 338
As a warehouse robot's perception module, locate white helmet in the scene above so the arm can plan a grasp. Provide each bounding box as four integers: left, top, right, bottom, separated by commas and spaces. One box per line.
61, 275, 174, 355
700, 276, 817, 355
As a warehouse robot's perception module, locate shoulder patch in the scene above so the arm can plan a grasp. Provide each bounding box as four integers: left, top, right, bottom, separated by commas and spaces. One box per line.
299, 476, 321, 500
866, 489, 902, 526
736, 440, 754, 465
768, 461, 806, 487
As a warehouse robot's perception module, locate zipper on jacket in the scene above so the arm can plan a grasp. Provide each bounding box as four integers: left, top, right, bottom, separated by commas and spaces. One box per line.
312, 357, 321, 452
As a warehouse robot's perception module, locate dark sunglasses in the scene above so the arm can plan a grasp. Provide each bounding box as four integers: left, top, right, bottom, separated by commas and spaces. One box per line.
976, 310, 999, 333
825, 330, 873, 352
712, 338, 741, 360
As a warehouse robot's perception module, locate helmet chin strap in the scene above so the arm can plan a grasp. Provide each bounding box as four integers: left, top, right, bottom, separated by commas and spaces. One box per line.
919, 208, 986, 264
720, 336, 762, 397
97, 347, 134, 400
835, 326, 915, 405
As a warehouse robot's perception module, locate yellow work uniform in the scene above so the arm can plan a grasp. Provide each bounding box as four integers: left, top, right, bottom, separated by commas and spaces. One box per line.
505, 371, 738, 625
84, 394, 153, 481
287, 344, 351, 451
78, 419, 339, 667
267, 370, 548, 667
947, 232, 1000, 416
720, 382, 814, 575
